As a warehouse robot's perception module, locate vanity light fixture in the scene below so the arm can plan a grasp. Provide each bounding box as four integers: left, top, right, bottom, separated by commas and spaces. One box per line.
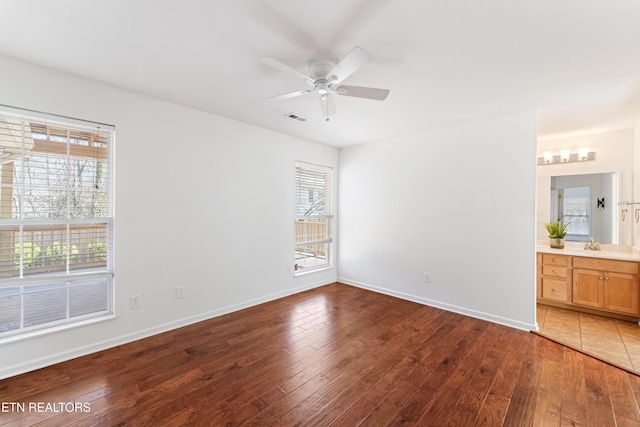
578, 146, 589, 161
536, 147, 595, 165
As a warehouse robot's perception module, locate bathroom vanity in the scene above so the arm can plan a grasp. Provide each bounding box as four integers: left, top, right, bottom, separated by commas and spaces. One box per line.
537, 245, 640, 321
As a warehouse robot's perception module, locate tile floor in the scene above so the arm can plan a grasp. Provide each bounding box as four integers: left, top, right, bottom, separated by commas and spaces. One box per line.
537, 304, 640, 373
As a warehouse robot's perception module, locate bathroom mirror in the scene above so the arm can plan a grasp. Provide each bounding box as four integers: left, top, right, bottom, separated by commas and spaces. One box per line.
549, 171, 633, 244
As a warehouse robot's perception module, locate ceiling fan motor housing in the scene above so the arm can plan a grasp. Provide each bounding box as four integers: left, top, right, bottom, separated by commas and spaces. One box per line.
308, 61, 336, 84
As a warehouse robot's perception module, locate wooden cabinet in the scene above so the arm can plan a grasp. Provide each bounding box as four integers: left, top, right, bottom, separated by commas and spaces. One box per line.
537, 252, 640, 320
572, 257, 639, 316
605, 272, 639, 314
572, 268, 603, 308
538, 254, 570, 303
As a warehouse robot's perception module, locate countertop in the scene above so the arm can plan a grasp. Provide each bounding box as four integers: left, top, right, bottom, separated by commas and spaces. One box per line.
536, 241, 640, 261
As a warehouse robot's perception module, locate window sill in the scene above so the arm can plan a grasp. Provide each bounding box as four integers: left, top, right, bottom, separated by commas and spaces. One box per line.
294, 265, 332, 277
0, 314, 117, 346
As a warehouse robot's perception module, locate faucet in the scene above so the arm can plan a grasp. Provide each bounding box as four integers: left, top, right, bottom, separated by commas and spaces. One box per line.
584, 237, 601, 251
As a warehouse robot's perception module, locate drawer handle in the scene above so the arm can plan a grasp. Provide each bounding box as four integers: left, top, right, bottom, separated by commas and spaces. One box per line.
552, 288, 557, 292
604, 277, 609, 281
552, 269, 557, 273
599, 277, 604, 280
552, 258, 557, 263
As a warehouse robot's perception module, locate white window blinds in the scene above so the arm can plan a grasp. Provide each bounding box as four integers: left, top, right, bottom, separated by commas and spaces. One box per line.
294, 162, 332, 273
0, 106, 114, 337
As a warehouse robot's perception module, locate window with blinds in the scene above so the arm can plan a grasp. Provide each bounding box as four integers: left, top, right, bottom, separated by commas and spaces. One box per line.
0, 106, 114, 338
294, 161, 332, 274
562, 186, 591, 242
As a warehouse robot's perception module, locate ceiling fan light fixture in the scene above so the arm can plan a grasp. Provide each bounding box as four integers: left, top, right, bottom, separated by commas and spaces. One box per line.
316, 79, 329, 95
261, 46, 389, 120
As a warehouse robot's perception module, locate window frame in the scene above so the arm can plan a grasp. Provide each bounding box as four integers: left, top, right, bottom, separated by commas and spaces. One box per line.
294, 161, 333, 275
0, 105, 115, 341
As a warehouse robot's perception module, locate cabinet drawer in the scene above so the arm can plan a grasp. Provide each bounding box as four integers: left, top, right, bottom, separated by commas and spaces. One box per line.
541, 254, 569, 267
542, 265, 568, 278
572, 257, 638, 274
541, 277, 568, 302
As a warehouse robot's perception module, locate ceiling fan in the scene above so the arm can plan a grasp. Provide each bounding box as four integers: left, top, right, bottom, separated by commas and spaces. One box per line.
261, 46, 390, 121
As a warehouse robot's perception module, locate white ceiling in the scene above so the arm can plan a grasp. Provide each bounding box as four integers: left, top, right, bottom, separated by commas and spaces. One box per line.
2, 0, 640, 147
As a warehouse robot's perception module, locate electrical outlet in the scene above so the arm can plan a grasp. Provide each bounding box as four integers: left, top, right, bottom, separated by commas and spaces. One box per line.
130, 295, 141, 309
424, 273, 431, 283
175, 286, 185, 300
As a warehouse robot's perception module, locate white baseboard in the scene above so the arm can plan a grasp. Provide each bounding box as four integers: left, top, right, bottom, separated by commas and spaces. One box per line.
338, 278, 537, 332
0, 279, 333, 380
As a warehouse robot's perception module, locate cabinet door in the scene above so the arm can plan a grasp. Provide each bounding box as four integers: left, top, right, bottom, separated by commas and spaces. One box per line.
603, 272, 639, 315
573, 269, 603, 308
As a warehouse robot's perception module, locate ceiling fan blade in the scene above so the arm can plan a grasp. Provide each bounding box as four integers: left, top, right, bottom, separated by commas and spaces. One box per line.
319, 94, 336, 120
328, 46, 371, 85
261, 57, 315, 85
266, 89, 314, 101
335, 85, 389, 101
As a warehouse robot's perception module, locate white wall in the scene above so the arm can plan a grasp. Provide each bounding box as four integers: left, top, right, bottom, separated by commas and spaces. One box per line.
0, 55, 338, 379
337, 111, 538, 330
634, 125, 640, 247
536, 129, 634, 242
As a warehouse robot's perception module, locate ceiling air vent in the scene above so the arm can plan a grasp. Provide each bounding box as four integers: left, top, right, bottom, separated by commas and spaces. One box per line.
285, 113, 307, 122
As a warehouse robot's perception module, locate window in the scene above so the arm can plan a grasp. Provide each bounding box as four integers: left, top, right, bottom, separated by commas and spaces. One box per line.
294, 162, 332, 274
562, 186, 590, 242
0, 106, 114, 339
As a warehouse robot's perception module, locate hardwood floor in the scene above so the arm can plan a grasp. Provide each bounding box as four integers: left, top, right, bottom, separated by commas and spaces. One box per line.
1, 282, 640, 426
